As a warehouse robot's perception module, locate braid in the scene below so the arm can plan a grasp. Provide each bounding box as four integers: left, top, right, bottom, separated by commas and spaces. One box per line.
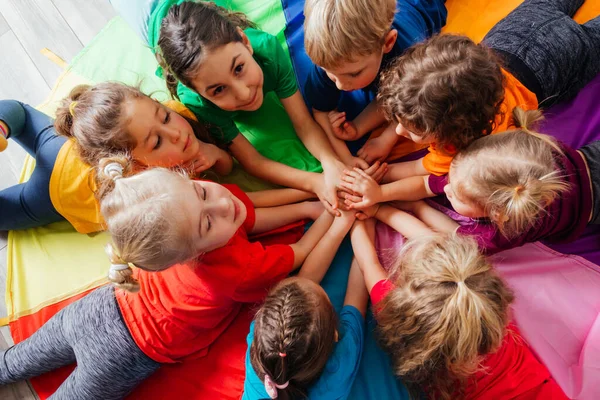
250, 278, 337, 400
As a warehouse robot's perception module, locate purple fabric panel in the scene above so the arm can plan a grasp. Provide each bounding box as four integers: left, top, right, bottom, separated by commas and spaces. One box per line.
538, 73, 600, 263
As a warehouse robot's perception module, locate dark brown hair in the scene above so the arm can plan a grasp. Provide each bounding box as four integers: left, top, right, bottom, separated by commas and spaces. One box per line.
250, 278, 337, 399
157, 1, 256, 99
376, 234, 514, 400
378, 34, 506, 151
54, 82, 214, 166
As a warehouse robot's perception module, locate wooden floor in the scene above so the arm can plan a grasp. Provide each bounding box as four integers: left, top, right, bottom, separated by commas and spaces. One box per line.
0, 1, 116, 397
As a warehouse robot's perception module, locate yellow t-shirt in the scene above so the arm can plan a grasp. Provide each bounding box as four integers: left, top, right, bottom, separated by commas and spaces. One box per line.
422, 69, 539, 176
48, 100, 198, 234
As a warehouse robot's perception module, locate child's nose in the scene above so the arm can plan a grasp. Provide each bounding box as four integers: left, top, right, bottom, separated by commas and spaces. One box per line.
165, 127, 180, 143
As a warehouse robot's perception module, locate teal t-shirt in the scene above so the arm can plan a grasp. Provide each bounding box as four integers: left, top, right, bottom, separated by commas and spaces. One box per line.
243, 306, 365, 400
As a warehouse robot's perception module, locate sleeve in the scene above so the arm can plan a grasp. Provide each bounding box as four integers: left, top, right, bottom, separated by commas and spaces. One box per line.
304, 65, 342, 112
422, 147, 454, 176
177, 84, 240, 144
456, 223, 505, 255
242, 322, 270, 400
266, 34, 298, 99
370, 279, 395, 308
233, 242, 295, 303
427, 174, 448, 196
311, 306, 365, 400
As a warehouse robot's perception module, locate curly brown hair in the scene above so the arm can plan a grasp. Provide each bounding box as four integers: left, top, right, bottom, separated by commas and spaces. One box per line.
376, 234, 514, 400
378, 34, 506, 151
250, 277, 337, 400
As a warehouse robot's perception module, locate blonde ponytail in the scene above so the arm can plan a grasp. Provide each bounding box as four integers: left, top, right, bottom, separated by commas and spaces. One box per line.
451, 107, 571, 238
377, 234, 513, 400
105, 243, 140, 293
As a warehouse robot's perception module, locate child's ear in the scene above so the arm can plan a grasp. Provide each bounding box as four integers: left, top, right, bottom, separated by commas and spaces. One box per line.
382, 29, 398, 54
237, 27, 254, 55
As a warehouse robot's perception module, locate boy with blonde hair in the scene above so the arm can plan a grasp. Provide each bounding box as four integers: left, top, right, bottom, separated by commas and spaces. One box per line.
303, 0, 446, 167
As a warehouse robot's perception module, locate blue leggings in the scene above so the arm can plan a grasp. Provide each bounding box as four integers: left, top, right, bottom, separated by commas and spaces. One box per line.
0, 101, 67, 231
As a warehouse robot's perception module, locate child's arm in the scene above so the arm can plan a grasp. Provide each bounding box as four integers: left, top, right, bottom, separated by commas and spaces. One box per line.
289, 211, 335, 268
392, 200, 459, 234
246, 188, 315, 208
372, 204, 434, 240
340, 168, 433, 209
350, 219, 387, 293
252, 201, 323, 235
356, 123, 400, 165
313, 109, 368, 169
343, 258, 370, 318
382, 158, 428, 182
229, 135, 339, 215
297, 209, 355, 283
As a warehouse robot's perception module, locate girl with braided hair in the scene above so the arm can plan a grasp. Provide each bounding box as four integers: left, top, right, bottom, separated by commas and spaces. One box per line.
244, 207, 368, 399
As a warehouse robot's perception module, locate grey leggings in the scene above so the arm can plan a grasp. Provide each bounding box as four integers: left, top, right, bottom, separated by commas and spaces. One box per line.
483, 0, 600, 107
0, 285, 160, 400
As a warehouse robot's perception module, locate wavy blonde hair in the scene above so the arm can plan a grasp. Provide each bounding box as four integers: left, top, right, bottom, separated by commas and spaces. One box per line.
450, 107, 570, 238
377, 234, 514, 399
304, 0, 396, 68
96, 156, 199, 292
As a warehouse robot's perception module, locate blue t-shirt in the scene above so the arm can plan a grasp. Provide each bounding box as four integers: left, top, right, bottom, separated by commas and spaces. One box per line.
242, 305, 365, 400
304, 0, 447, 112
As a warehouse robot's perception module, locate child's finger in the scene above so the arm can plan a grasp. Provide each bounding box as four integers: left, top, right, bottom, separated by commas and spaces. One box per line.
355, 158, 369, 170
355, 213, 368, 221
344, 193, 362, 203
340, 174, 355, 183
339, 181, 358, 193
363, 160, 380, 175
353, 167, 372, 179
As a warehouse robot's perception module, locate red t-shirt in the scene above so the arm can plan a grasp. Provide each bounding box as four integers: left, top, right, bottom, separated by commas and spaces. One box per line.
370, 280, 567, 399
116, 184, 296, 363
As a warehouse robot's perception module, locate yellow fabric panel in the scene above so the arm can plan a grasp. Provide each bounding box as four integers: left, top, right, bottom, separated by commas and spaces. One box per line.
442, 0, 600, 42
6, 70, 110, 321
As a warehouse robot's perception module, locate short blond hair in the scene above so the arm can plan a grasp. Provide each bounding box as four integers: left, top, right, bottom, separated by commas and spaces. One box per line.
304, 0, 396, 68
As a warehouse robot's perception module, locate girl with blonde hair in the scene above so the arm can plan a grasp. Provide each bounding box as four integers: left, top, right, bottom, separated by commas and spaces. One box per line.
351, 226, 567, 399
0, 157, 334, 399
0, 82, 232, 232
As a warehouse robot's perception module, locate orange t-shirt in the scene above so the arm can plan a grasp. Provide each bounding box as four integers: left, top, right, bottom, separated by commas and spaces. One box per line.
422, 69, 539, 176
115, 184, 296, 363
48, 101, 199, 233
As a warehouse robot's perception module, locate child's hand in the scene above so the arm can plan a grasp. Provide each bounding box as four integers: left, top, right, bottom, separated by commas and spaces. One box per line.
328, 111, 361, 141
363, 161, 388, 183
185, 142, 220, 174
342, 155, 370, 170
357, 134, 397, 164
339, 168, 383, 209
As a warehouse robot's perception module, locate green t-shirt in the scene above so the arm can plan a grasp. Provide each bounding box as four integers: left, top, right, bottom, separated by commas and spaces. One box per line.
177, 28, 298, 143
148, 0, 321, 173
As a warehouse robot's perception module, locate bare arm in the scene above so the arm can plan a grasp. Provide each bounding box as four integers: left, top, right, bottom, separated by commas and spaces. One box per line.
343, 258, 370, 317
281, 91, 341, 164
350, 219, 387, 293
289, 211, 335, 268
252, 201, 322, 235
246, 188, 315, 208
297, 211, 355, 283
382, 158, 428, 182
393, 200, 459, 234
313, 109, 358, 167
352, 99, 388, 135
375, 204, 434, 239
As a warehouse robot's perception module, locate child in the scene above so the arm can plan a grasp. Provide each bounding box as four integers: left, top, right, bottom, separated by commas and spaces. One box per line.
342, 0, 600, 209
303, 0, 446, 166
153, 1, 348, 214
421, 108, 598, 254
0, 82, 232, 232
0, 157, 334, 399
351, 230, 567, 399
244, 211, 369, 399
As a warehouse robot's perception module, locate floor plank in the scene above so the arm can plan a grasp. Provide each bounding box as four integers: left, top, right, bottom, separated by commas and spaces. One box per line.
0, 10, 8, 36
51, 0, 116, 46
0, 0, 83, 86
0, 31, 51, 105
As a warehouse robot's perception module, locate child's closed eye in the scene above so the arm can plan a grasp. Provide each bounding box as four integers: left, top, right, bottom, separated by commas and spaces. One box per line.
153, 136, 162, 150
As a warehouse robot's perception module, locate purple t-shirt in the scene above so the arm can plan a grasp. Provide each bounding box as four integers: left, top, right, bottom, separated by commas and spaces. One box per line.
427, 145, 592, 254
